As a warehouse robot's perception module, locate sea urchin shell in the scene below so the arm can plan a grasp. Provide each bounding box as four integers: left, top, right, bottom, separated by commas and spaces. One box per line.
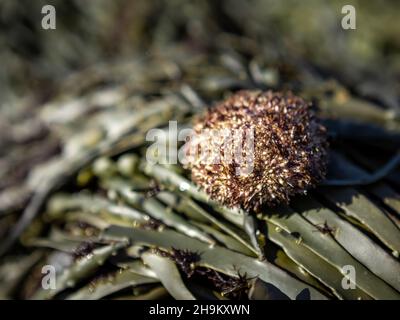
184, 90, 328, 211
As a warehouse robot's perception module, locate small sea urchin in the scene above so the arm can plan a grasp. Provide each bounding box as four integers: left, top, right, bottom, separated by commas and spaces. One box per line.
185, 90, 328, 211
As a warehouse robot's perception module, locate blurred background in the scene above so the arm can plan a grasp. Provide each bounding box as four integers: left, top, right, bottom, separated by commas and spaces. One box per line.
1, 0, 399, 106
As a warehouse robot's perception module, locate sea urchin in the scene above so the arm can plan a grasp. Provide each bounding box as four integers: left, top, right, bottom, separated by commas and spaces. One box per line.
184, 90, 328, 211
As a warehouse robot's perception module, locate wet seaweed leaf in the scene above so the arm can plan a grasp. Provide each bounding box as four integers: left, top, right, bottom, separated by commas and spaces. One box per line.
142, 251, 196, 300
102, 224, 327, 300
157, 192, 257, 256
32, 242, 127, 299
66, 269, 158, 300
191, 221, 255, 256
265, 207, 400, 299
48, 193, 148, 222
103, 178, 215, 244
367, 183, 400, 228
294, 197, 400, 292
320, 187, 400, 254
265, 220, 372, 300
248, 278, 291, 300
113, 286, 169, 300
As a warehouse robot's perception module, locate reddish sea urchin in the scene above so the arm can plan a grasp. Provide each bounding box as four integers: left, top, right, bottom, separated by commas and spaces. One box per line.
185, 90, 328, 211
